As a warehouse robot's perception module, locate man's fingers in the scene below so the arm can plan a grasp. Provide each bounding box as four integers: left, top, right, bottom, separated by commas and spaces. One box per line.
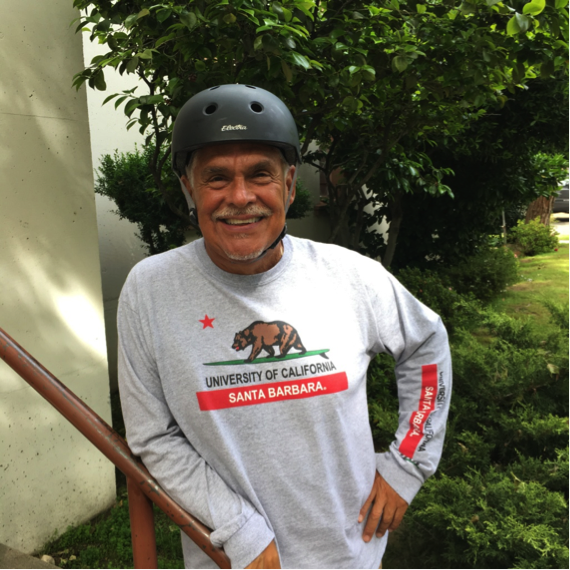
375, 502, 396, 537
376, 505, 406, 538
358, 486, 376, 523
362, 496, 386, 542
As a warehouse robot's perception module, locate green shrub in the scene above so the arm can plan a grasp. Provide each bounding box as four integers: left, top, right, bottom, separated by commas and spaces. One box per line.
372, 305, 569, 569
96, 144, 187, 256
396, 267, 482, 333
441, 246, 520, 302
542, 299, 569, 333
287, 178, 314, 219
510, 217, 559, 256
395, 469, 569, 569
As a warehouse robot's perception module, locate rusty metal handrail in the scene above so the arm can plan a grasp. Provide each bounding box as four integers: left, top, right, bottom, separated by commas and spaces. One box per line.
0, 327, 231, 569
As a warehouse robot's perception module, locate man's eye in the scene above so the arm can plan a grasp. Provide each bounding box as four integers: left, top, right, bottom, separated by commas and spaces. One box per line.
208, 176, 227, 186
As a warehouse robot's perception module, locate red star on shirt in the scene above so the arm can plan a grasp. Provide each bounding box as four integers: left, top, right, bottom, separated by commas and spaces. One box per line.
199, 315, 215, 329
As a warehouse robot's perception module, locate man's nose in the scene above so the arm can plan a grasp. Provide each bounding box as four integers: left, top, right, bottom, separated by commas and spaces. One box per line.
228, 176, 255, 206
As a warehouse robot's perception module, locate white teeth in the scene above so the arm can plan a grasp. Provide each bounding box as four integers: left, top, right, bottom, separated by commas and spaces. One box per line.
224, 217, 261, 225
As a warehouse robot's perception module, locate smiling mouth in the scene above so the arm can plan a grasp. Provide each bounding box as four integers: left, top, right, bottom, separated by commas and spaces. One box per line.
221, 217, 263, 225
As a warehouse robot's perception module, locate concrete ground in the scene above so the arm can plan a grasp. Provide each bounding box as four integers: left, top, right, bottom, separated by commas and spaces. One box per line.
552, 212, 569, 243
0, 544, 58, 569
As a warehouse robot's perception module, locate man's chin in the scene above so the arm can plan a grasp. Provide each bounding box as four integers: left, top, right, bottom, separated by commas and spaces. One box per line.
224, 247, 267, 262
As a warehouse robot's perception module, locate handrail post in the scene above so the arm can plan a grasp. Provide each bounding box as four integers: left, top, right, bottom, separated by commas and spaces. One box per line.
127, 477, 158, 569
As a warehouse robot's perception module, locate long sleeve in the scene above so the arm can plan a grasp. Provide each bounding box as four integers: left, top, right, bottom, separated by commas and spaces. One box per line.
371, 270, 452, 505
117, 283, 274, 569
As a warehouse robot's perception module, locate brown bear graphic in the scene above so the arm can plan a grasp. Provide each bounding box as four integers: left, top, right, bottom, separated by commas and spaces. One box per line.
232, 321, 307, 363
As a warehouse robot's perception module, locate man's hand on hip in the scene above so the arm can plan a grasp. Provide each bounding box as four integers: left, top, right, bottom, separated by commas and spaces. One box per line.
244, 540, 281, 569
359, 471, 408, 542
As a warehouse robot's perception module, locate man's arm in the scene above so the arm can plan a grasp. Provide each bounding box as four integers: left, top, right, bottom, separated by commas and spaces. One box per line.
118, 289, 275, 569
362, 266, 452, 537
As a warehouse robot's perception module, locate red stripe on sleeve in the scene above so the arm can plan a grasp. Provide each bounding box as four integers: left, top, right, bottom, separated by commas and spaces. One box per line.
398, 364, 438, 459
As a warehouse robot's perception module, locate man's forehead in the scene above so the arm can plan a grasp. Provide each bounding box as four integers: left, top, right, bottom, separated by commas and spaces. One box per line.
195, 142, 283, 167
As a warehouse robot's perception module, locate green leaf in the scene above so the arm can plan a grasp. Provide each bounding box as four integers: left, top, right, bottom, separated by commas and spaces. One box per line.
290, 52, 311, 70
145, 95, 164, 105
281, 59, 293, 82
352, 11, 365, 19
93, 70, 107, 91
342, 96, 359, 112
515, 12, 530, 32
156, 9, 171, 23
416, 4, 427, 13
195, 60, 206, 71
392, 55, 408, 72
124, 99, 140, 116
223, 13, 237, 24
126, 56, 139, 74
180, 12, 197, 29
114, 95, 128, 109
254, 36, 263, 50
124, 14, 138, 29
284, 36, 296, 50
522, 0, 545, 15
547, 363, 560, 374
555, 0, 568, 7
506, 15, 520, 34
107, 35, 118, 50
155, 33, 176, 48
390, 0, 400, 10
102, 93, 119, 105
240, 8, 260, 25
136, 8, 150, 20
137, 49, 153, 60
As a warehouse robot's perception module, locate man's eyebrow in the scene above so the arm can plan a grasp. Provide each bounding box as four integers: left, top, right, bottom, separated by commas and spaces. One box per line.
201, 166, 228, 178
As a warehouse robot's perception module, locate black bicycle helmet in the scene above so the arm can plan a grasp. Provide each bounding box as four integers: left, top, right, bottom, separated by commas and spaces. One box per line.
172, 84, 301, 177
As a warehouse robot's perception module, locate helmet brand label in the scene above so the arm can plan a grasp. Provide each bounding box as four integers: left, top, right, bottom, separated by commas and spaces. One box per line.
221, 125, 247, 131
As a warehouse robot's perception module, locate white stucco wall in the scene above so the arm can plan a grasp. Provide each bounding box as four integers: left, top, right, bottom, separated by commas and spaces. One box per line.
0, 0, 115, 554
81, 37, 147, 392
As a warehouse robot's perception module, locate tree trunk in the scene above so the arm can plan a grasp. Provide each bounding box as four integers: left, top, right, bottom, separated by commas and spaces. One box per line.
525, 196, 555, 225
382, 192, 403, 268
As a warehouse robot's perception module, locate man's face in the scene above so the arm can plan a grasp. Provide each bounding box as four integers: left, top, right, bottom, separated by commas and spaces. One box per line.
181, 143, 295, 275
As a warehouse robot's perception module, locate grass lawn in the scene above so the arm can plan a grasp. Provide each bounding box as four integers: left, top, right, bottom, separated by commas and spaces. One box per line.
41, 485, 184, 569
491, 243, 569, 331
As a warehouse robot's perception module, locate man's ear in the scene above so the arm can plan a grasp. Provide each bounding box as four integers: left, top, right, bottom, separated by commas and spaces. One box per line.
180, 174, 192, 196
180, 175, 194, 200
285, 165, 296, 207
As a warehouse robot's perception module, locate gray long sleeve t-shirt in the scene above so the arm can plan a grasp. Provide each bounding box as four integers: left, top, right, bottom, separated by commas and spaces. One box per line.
118, 235, 452, 569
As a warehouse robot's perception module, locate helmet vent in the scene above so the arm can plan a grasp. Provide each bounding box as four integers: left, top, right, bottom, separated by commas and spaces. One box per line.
209, 86, 220, 90
250, 102, 264, 113
204, 103, 218, 115
245, 85, 256, 89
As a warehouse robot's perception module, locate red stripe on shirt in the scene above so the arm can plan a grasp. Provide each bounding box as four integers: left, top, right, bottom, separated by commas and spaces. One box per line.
197, 372, 348, 411
398, 364, 438, 458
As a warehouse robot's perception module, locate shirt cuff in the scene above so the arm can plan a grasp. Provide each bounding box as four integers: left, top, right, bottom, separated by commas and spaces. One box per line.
376, 451, 424, 505
215, 510, 275, 569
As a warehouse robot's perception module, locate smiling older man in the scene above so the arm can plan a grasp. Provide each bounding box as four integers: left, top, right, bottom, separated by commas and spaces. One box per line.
117, 85, 452, 569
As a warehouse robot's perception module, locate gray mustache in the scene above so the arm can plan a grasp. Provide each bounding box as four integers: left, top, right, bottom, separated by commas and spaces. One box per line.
213, 206, 272, 220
